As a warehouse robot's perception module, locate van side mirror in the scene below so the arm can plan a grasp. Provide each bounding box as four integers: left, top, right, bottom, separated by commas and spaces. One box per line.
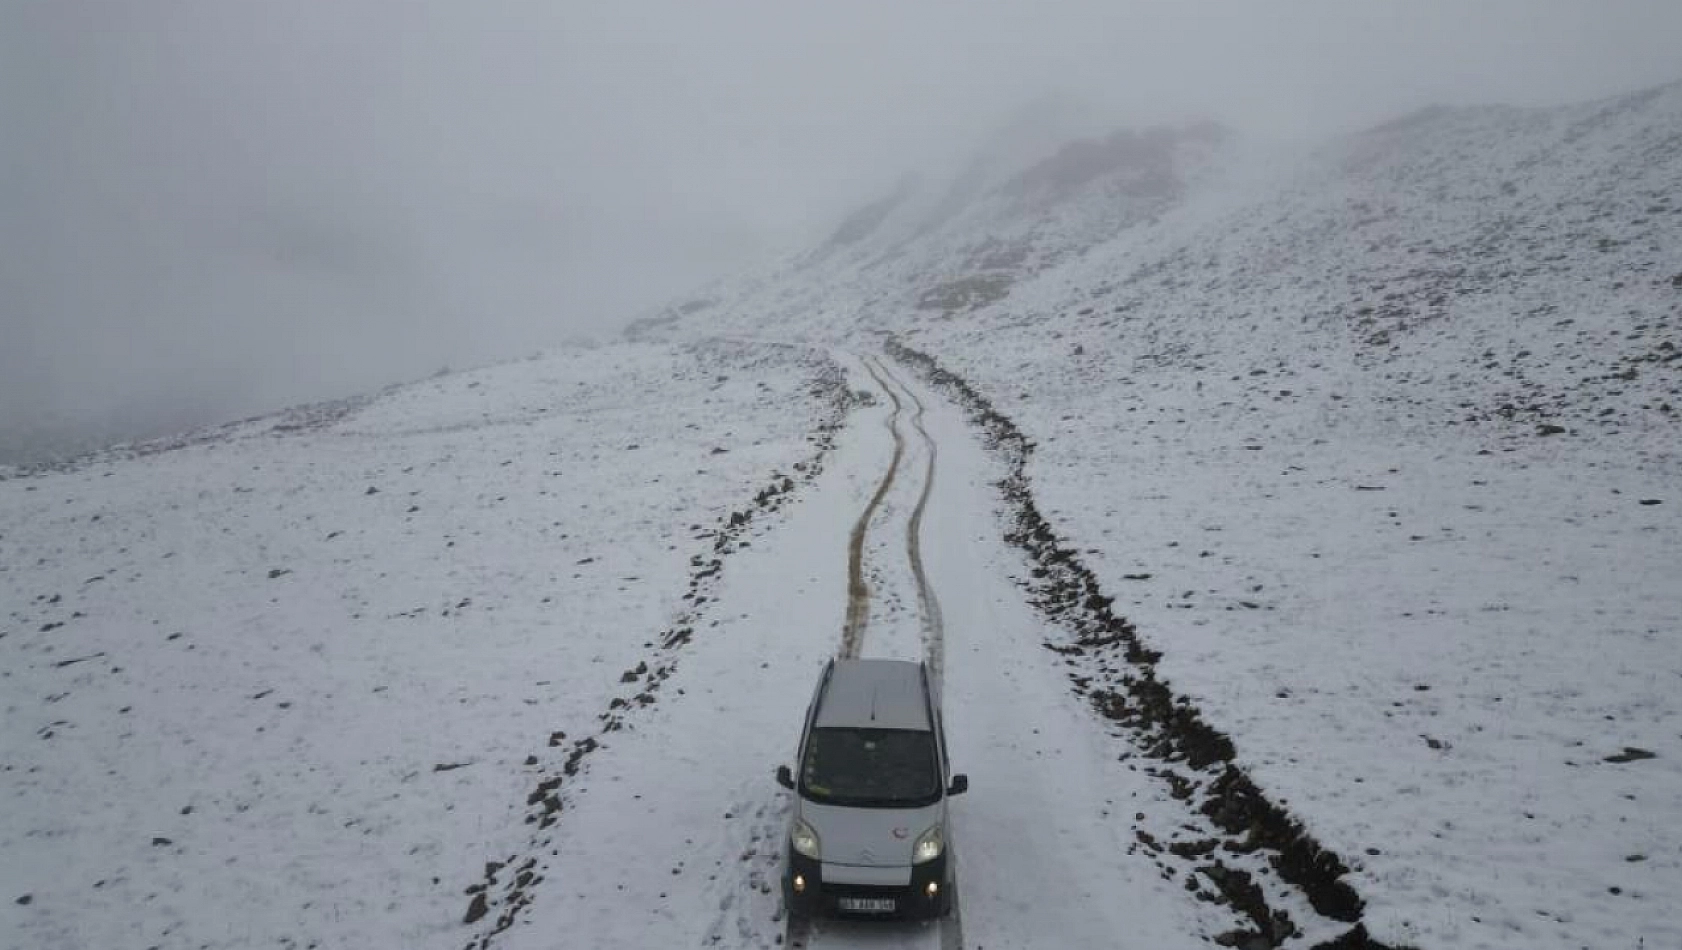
947, 774, 969, 796
776, 765, 795, 790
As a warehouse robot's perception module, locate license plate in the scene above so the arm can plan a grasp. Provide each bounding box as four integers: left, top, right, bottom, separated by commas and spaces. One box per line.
838, 897, 895, 913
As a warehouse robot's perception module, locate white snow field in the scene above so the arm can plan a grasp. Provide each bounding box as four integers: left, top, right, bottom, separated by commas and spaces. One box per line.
0, 340, 846, 950
6, 80, 1682, 950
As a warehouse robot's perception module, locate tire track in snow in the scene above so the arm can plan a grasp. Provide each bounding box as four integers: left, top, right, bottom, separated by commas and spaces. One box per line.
875, 359, 946, 687
841, 356, 906, 659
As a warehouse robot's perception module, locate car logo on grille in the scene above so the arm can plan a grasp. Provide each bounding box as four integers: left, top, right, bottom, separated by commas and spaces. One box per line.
892, 827, 908, 839
859, 848, 876, 862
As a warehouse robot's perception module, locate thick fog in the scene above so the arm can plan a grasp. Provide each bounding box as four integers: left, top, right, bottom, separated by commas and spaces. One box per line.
4, 0, 1681, 464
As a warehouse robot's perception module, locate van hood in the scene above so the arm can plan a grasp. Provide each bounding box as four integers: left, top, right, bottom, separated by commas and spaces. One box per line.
799, 799, 943, 868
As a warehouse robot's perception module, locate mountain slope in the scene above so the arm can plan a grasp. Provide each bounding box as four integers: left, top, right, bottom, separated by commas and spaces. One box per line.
659, 81, 1682, 950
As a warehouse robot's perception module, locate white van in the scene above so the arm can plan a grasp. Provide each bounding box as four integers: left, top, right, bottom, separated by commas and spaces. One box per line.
775, 658, 968, 920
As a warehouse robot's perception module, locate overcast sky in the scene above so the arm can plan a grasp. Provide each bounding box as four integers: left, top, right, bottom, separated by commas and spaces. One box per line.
4, 0, 1681, 462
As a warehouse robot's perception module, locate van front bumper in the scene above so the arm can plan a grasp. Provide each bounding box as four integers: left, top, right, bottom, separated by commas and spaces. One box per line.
783, 851, 951, 920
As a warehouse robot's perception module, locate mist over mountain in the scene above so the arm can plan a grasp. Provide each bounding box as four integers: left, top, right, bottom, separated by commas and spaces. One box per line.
643, 80, 1682, 431
10, 1, 1682, 472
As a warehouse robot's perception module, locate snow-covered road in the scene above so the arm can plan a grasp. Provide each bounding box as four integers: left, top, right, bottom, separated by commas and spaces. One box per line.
494, 352, 1235, 948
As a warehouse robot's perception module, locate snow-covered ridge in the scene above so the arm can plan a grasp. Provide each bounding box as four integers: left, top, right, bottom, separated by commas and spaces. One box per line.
628, 118, 1233, 343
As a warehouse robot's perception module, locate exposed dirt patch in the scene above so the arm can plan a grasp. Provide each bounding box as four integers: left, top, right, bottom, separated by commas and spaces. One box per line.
458, 353, 853, 950
887, 338, 1410, 950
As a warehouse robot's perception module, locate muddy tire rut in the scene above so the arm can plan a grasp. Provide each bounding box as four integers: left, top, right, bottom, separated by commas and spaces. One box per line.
841, 356, 945, 671
841, 357, 907, 659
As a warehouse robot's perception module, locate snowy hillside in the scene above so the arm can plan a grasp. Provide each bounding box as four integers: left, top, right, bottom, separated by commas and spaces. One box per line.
646, 82, 1682, 950
1, 341, 848, 949
5, 80, 1679, 950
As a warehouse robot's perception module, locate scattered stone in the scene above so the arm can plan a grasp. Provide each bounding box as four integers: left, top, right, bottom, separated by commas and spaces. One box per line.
1536, 423, 1567, 436
1605, 746, 1656, 763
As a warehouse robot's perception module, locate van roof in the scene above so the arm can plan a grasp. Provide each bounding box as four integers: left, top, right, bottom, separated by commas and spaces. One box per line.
814, 658, 931, 731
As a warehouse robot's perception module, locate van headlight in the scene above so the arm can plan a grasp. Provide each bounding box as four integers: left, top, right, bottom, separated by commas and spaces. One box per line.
791, 817, 821, 859
912, 823, 944, 863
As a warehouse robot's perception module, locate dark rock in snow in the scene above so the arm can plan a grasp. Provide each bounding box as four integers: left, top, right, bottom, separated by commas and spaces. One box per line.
463, 891, 489, 924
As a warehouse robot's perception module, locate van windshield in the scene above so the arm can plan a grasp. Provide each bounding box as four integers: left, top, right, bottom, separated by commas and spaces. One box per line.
800, 727, 940, 808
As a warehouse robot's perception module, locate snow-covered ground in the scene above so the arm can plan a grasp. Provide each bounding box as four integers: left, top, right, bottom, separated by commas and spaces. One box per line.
0, 340, 843, 950
3, 342, 1288, 950
902, 318, 1679, 950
